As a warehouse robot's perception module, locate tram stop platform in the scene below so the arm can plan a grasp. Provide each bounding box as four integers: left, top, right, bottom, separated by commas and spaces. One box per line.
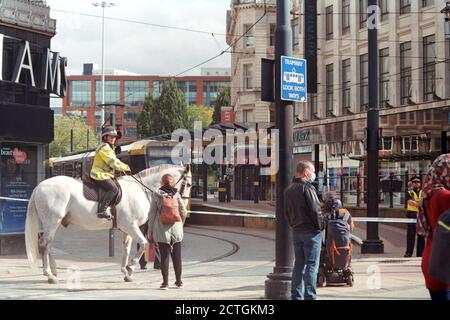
0, 218, 430, 300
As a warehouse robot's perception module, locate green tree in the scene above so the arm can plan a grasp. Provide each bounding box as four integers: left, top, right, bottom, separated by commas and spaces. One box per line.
50, 115, 97, 157
186, 105, 213, 129
212, 85, 231, 125
137, 78, 189, 137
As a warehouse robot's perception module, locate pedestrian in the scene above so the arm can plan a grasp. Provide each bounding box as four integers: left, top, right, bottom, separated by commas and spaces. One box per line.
404, 176, 425, 258
284, 160, 324, 300
90, 126, 130, 220
420, 154, 450, 300
148, 174, 187, 290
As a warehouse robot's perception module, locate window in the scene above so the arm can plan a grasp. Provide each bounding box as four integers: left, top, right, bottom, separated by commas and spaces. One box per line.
269, 24, 276, 47
342, 0, 350, 35
382, 137, 393, 151
359, 0, 368, 29
292, 19, 299, 47
422, 0, 434, 8
153, 80, 164, 98
124, 81, 149, 108
380, 0, 388, 21
400, 0, 411, 14
379, 48, 390, 107
243, 24, 254, 48
342, 59, 351, 114
177, 81, 198, 106
243, 110, 252, 123
243, 64, 253, 90
326, 6, 333, 40
125, 127, 137, 138
326, 64, 334, 116
124, 111, 139, 123
423, 35, 436, 102
400, 42, 412, 105
360, 54, 369, 111
402, 136, 419, 153
203, 81, 230, 107
95, 80, 120, 105
70, 81, 91, 107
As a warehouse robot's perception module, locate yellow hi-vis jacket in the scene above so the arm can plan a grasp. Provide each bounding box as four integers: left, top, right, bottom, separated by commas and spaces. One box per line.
90, 143, 130, 181
407, 189, 423, 213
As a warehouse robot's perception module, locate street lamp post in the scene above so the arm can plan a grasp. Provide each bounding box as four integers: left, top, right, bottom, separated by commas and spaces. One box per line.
93, 1, 115, 258
265, 0, 293, 300
361, 0, 384, 254
92, 2, 115, 131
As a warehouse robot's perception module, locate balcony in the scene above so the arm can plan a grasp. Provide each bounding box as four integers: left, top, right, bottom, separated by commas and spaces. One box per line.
0, 0, 56, 35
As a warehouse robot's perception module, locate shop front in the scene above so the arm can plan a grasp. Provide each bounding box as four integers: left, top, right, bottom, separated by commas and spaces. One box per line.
0, 22, 65, 254
292, 106, 450, 208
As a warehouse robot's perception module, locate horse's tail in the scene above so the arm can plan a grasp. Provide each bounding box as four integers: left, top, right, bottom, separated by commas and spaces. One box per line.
25, 190, 40, 267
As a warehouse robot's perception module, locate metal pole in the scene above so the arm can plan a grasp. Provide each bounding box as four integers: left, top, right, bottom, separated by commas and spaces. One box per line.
202, 162, 208, 202
340, 142, 344, 203
361, 0, 384, 254
87, 129, 90, 149
254, 123, 260, 204
101, 4, 106, 128
265, 0, 293, 300
70, 129, 74, 153
442, 131, 448, 154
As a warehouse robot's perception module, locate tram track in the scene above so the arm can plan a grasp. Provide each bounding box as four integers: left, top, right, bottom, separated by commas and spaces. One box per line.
0, 225, 275, 299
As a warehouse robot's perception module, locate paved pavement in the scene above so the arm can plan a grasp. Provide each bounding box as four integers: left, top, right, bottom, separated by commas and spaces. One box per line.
0, 221, 430, 300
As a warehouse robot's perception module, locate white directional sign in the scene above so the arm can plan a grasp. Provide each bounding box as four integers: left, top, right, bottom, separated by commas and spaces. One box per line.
281, 56, 307, 102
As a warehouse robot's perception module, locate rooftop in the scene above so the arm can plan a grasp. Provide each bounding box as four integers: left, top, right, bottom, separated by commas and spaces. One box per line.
0, 0, 56, 35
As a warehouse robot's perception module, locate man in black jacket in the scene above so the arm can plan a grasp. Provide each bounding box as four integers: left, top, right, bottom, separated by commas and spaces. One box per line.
284, 160, 324, 300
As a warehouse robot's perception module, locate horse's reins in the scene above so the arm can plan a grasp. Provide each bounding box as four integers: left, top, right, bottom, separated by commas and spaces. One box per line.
123, 170, 189, 198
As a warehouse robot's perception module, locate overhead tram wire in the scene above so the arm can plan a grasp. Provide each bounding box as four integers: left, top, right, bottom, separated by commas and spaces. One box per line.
173, 0, 268, 77
51, 8, 226, 37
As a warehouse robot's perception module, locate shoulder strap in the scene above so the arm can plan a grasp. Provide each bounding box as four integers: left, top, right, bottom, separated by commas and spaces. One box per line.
342, 210, 351, 223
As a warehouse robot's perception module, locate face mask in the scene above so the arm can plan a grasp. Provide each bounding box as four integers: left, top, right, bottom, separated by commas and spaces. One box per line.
306, 172, 316, 184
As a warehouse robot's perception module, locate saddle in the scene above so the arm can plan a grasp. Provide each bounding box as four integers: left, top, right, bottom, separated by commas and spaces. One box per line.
82, 174, 122, 228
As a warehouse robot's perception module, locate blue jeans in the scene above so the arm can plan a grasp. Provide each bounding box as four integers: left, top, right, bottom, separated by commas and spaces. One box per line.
291, 231, 323, 300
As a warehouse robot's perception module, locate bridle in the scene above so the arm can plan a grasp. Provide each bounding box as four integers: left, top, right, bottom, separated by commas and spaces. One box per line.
126, 167, 191, 199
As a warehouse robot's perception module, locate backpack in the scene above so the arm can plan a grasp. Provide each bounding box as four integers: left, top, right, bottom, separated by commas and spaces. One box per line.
159, 194, 182, 225
326, 209, 352, 270
428, 207, 450, 284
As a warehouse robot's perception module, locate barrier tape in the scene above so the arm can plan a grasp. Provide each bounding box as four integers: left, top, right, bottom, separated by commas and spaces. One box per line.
0, 196, 30, 203
188, 210, 418, 224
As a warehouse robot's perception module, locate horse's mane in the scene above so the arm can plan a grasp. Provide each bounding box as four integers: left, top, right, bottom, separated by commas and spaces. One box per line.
136, 163, 182, 178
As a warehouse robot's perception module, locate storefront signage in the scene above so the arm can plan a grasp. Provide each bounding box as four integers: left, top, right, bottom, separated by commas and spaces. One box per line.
0, 33, 67, 97
0, 144, 37, 234
294, 130, 311, 142
293, 146, 313, 154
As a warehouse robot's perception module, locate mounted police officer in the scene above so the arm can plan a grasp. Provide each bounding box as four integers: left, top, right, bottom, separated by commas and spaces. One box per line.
90, 126, 130, 220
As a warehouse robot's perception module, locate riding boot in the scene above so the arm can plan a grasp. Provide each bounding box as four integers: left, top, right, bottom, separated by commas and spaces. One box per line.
98, 191, 115, 220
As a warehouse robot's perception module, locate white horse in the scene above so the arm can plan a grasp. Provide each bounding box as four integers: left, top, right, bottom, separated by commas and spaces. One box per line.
25, 164, 192, 284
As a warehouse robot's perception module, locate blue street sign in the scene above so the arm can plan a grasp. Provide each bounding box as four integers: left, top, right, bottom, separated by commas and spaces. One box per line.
281, 56, 307, 102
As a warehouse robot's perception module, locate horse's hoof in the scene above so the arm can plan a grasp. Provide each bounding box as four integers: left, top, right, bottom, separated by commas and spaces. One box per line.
126, 265, 134, 276
48, 278, 59, 285
124, 275, 133, 283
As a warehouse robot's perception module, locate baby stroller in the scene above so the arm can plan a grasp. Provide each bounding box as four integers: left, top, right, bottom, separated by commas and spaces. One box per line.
317, 198, 354, 287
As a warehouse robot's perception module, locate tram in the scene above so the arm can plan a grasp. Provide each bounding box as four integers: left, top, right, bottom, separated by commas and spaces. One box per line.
49, 139, 186, 179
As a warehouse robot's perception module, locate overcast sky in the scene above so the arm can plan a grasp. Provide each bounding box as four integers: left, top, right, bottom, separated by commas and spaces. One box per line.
47, 0, 231, 76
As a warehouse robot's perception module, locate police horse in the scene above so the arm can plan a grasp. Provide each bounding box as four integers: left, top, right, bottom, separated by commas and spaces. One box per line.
25, 164, 192, 284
